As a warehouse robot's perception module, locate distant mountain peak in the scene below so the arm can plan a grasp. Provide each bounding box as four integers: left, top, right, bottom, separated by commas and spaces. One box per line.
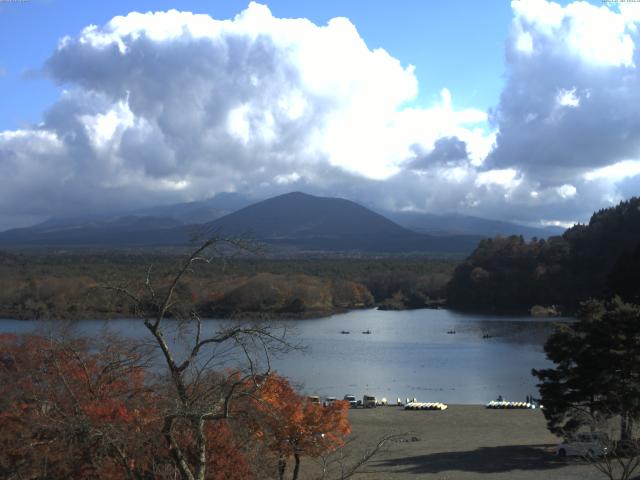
0, 191, 482, 254
204, 192, 481, 253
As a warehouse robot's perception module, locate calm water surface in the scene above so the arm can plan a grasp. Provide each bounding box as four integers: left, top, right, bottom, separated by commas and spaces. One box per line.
0, 308, 564, 404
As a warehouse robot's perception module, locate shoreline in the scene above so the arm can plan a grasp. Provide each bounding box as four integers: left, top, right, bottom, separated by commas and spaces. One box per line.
0, 305, 569, 322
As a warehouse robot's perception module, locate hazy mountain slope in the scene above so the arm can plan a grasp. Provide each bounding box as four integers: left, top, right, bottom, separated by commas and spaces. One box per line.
133, 192, 252, 224
0, 192, 252, 247
386, 211, 564, 238
0, 216, 190, 247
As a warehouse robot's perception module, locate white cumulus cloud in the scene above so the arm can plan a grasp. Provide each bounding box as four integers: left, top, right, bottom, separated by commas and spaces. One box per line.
1, 1, 639, 231
0, 2, 495, 228
485, 0, 640, 223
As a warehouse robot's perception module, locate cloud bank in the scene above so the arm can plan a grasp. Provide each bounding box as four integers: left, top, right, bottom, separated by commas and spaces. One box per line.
1, 1, 640, 230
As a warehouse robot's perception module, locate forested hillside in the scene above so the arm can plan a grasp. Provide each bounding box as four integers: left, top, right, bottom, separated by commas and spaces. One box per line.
0, 253, 454, 319
446, 197, 640, 313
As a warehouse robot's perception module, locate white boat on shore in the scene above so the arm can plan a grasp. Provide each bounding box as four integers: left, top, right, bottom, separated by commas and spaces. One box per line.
485, 400, 537, 409
404, 402, 448, 411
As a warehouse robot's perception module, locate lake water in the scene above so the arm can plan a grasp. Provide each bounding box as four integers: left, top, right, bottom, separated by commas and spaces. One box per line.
0, 308, 563, 404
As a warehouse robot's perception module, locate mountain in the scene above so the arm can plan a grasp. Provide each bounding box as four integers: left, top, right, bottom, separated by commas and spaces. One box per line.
0, 192, 482, 254
0, 215, 190, 247
132, 192, 252, 224
24, 192, 252, 230
0, 192, 253, 248
205, 192, 482, 253
385, 211, 565, 238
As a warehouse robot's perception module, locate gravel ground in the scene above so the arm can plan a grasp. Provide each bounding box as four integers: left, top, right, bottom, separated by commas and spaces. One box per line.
304, 405, 609, 480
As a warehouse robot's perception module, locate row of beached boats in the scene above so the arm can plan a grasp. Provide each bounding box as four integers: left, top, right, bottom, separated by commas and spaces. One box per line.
319, 396, 538, 411
404, 402, 448, 411
485, 400, 539, 409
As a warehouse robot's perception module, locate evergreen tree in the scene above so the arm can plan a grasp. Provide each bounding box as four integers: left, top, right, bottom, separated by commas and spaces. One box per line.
533, 298, 640, 441
447, 197, 640, 313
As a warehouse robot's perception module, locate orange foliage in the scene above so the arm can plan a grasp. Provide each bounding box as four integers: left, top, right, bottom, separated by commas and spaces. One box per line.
254, 374, 351, 459
1, 335, 255, 479
204, 422, 255, 480
0, 333, 162, 479
0, 335, 347, 479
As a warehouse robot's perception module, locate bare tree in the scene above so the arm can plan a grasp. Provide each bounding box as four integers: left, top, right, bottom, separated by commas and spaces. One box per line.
311, 433, 409, 480
107, 236, 293, 480
589, 418, 640, 480
558, 408, 640, 480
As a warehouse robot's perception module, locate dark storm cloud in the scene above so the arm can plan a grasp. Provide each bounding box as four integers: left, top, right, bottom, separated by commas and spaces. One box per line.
408, 136, 469, 170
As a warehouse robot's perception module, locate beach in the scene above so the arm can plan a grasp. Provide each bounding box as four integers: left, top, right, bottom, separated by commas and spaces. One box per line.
308, 405, 605, 479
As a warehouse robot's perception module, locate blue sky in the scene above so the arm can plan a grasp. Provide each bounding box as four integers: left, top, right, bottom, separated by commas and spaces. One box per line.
0, 0, 638, 230
1, 0, 607, 132
1, 0, 519, 130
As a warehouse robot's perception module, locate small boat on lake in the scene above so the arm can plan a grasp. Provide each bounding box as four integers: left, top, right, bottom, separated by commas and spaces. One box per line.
340, 330, 350, 334
362, 330, 372, 334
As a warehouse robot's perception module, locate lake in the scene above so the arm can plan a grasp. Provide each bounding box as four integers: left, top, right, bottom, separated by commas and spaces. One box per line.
0, 308, 563, 404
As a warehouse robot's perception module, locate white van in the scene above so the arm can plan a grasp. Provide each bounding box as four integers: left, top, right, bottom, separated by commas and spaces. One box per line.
557, 432, 609, 457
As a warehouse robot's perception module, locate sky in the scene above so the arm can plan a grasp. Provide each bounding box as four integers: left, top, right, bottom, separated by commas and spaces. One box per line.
0, 0, 639, 230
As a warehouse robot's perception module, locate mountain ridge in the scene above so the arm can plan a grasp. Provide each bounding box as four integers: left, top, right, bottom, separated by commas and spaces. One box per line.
0, 192, 480, 254
201, 192, 482, 254
385, 210, 564, 239
0, 191, 565, 254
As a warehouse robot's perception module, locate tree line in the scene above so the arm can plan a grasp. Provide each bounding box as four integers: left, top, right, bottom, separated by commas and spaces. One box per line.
0, 252, 455, 320
446, 197, 640, 314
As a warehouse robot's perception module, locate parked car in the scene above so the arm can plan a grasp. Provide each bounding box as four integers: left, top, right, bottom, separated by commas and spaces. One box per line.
363, 395, 376, 408
343, 395, 357, 408
557, 432, 609, 458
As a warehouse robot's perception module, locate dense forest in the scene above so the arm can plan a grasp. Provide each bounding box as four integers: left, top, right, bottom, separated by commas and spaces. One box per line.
446, 197, 640, 314
5, 197, 639, 320
0, 253, 455, 320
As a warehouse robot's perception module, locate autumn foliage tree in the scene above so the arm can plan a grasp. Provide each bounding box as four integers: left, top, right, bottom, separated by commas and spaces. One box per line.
98, 237, 301, 480
252, 374, 351, 480
0, 332, 163, 479
0, 238, 357, 479
0, 333, 354, 479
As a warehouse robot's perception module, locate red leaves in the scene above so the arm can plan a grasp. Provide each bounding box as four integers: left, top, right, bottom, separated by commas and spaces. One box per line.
0, 335, 350, 479
252, 374, 351, 459
82, 400, 136, 423
204, 422, 255, 480
0, 334, 161, 479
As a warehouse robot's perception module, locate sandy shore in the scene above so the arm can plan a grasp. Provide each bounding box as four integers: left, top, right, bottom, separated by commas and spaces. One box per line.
303, 405, 607, 479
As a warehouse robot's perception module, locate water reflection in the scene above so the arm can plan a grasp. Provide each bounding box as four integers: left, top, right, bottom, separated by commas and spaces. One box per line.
0, 308, 566, 404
